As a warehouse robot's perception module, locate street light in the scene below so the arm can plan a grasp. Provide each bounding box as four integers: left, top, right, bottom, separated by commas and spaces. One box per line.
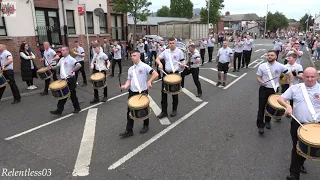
206, 0, 210, 35
264, 3, 274, 38
304, 9, 311, 33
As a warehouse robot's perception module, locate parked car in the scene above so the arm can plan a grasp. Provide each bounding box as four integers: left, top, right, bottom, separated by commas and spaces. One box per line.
143, 35, 164, 42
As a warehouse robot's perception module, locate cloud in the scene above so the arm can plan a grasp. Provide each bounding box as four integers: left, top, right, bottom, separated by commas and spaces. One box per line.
148, 0, 320, 20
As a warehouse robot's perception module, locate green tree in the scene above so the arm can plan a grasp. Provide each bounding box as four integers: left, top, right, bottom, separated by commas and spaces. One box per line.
299, 13, 314, 31
170, 0, 193, 18
288, 19, 297, 23
112, 0, 151, 46
266, 11, 289, 32
156, 6, 170, 17
199, 0, 224, 32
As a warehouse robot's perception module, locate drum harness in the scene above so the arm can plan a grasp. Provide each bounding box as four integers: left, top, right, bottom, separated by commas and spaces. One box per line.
266, 63, 278, 93
300, 83, 318, 123
132, 65, 147, 99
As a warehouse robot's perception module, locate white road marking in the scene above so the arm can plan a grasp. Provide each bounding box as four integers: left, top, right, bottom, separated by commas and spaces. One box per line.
1, 89, 43, 101
306, 47, 309, 51
248, 59, 264, 68
4, 92, 129, 140
210, 68, 238, 77
255, 49, 261, 52
181, 88, 202, 102
148, 95, 171, 125
260, 53, 268, 58
253, 59, 265, 68
72, 108, 98, 176
223, 73, 247, 89
199, 75, 217, 86
108, 102, 208, 170
248, 59, 259, 67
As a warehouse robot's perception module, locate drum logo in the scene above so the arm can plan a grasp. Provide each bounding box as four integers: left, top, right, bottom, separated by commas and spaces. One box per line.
1, 1, 16, 17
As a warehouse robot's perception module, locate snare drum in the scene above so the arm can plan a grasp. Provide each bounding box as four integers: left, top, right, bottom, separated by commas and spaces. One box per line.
37, 67, 52, 80
265, 94, 289, 120
297, 123, 320, 160
163, 74, 182, 94
279, 73, 287, 85
128, 94, 151, 121
90, 72, 106, 89
49, 80, 70, 100
0, 72, 8, 88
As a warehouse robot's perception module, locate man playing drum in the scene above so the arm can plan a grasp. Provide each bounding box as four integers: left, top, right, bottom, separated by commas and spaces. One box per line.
90, 45, 110, 103
156, 37, 186, 118
281, 53, 304, 94
49, 47, 82, 115
256, 50, 293, 134
119, 50, 158, 138
277, 67, 320, 180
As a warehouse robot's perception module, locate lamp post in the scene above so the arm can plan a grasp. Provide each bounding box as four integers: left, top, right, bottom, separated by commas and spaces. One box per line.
304, 9, 311, 33
264, 3, 274, 39
206, 0, 210, 35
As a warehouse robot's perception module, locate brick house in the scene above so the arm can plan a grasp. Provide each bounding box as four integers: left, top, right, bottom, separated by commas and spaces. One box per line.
0, 0, 127, 72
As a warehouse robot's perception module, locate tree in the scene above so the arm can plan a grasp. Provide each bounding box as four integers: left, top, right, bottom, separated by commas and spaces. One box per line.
156, 6, 170, 17
112, 0, 151, 48
170, 0, 193, 18
266, 11, 289, 32
288, 19, 297, 23
299, 13, 314, 31
199, 0, 225, 32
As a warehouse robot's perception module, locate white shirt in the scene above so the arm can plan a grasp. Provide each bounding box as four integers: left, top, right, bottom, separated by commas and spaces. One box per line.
257, 61, 289, 89
199, 40, 207, 49
207, 38, 215, 47
127, 61, 153, 92
234, 41, 244, 53
159, 48, 185, 72
273, 41, 283, 51
137, 43, 144, 53
75, 46, 85, 62
113, 45, 122, 60
243, 39, 254, 51
151, 42, 157, 51
44, 48, 57, 66
217, 47, 233, 63
56, 55, 78, 79
287, 50, 303, 65
92, 52, 109, 71
189, 50, 201, 68
0, 50, 13, 70
281, 83, 320, 123
284, 63, 303, 85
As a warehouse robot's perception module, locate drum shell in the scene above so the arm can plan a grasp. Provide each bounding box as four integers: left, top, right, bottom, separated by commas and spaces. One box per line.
37, 68, 52, 80
0, 73, 8, 88
297, 123, 320, 160
163, 74, 182, 94
49, 80, 70, 100
265, 103, 285, 119
90, 73, 107, 89
128, 94, 151, 121
279, 73, 287, 85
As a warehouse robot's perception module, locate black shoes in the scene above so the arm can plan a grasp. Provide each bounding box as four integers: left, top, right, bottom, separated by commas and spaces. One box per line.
196, 94, 202, 97
170, 110, 177, 117
216, 82, 222, 86
40, 92, 49, 96
237, 69, 240, 72
140, 126, 149, 134
222, 82, 226, 86
301, 165, 307, 174
81, 83, 87, 87
286, 174, 299, 180
258, 128, 264, 134
119, 130, 133, 138
73, 109, 81, 114
101, 96, 108, 102
11, 100, 21, 104
50, 110, 62, 115
157, 112, 168, 119
265, 122, 271, 129
233, 69, 236, 72
90, 98, 99, 104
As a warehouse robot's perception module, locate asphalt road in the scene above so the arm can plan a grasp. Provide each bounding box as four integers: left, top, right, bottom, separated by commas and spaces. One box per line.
0, 39, 319, 180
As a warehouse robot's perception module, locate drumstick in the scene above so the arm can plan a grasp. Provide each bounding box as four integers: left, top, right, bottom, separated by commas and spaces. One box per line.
161, 70, 168, 76
263, 76, 279, 83
290, 114, 307, 131
178, 62, 189, 68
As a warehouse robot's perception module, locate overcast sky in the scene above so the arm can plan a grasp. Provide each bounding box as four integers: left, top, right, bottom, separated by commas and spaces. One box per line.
148, 0, 320, 20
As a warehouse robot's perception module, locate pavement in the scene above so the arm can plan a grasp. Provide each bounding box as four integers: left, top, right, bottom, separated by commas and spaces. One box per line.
0, 39, 319, 180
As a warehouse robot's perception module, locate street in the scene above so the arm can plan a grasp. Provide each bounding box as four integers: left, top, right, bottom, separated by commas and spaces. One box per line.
0, 39, 319, 180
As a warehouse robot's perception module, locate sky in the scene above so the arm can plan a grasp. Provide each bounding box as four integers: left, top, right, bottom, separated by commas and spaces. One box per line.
148, 0, 320, 20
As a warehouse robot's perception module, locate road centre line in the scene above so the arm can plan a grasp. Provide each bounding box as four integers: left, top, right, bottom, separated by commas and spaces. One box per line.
199, 76, 217, 86
223, 73, 247, 90
148, 95, 171, 125
72, 108, 98, 176
253, 59, 265, 68
248, 59, 260, 67
4, 92, 129, 141
108, 101, 208, 170
181, 88, 202, 102
209, 68, 238, 77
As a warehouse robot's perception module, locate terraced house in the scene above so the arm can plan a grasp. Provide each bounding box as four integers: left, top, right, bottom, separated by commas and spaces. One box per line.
0, 0, 127, 72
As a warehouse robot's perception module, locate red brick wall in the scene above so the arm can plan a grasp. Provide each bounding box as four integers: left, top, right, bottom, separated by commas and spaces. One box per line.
34, 0, 59, 9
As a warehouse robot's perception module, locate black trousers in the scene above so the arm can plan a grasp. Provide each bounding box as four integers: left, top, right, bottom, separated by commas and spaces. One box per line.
44, 69, 58, 93
208, 47, 214, 62
0, 70, 21, 101
57, 77, 80, 111
26, 80, 34, 86
275, 50, 280, 61
234, 52, 242, 69
242, 50, 251, 67
92, 69, 108, 99
111, 59, 122, 75
157, 59, 165, 79
75, 61, 87, 84
126, 89, 149, 131
289, 120, 307, 179
256, 86, 277, 128
200, 49, 205, 64
161, 71, 179, 113
181, 67, 202, 95
140, 53, 145, 63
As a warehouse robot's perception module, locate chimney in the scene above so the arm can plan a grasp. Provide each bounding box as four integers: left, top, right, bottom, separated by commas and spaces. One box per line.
225, 11, 230, 16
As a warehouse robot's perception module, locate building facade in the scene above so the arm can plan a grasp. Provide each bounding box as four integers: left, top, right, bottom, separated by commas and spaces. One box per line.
0, 0, 127, 72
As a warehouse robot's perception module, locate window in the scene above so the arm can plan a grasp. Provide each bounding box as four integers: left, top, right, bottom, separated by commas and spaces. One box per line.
86, 12, 94, 34
66, 10, 76, 34
35, 9, 61, 45
100, 13, 107, 34
0, 17, 7, 36
111, 14, 123, 40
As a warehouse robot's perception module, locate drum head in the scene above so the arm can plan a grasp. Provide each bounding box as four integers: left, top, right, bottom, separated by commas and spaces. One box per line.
49, 80, 68, 90
91, 72, 105, 81
163, 74, 182, 84
37, 67, 49, 73
298, 123, 320, 146
128, 94, 149, 109
268, 94, 287, 109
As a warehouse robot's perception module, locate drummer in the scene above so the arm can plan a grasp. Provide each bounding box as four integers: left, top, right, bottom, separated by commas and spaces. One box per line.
119, 50, 158, 138
40, 42, 60, 96
277, 67, 320, 180
90, 45, 110, 103
48, 47, 81, 115
156, 37, 186, 118
256, 50, 294, 134
281, 53, 303, 94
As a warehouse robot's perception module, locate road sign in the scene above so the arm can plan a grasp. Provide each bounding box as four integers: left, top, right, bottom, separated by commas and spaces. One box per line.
78, 5, 85, 16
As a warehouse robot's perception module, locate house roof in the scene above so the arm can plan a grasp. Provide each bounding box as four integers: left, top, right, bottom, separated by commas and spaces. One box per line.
127, 15, 190, 25
221, 13, 260, 22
